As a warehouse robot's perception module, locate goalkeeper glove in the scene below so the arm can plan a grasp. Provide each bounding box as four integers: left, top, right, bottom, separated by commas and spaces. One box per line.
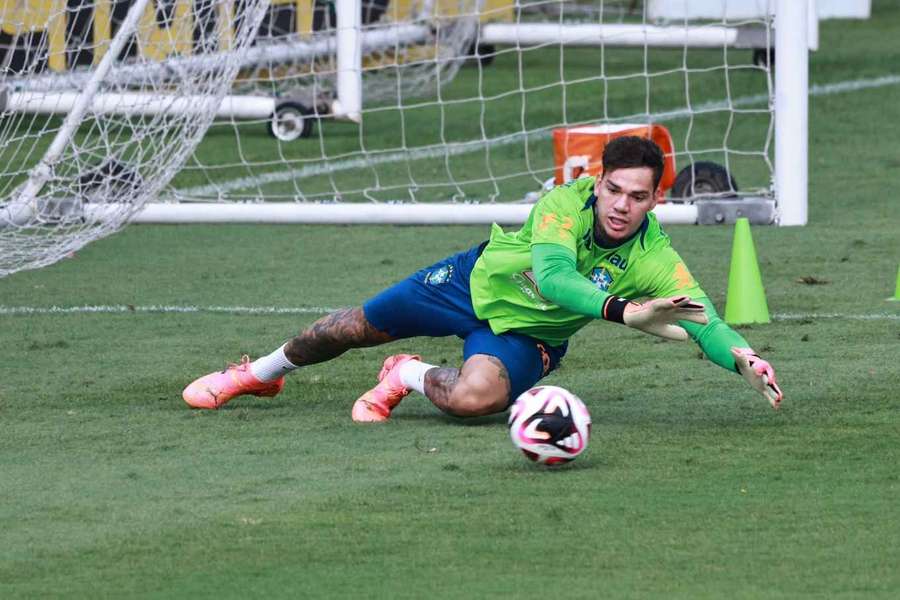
731, 347, 784, 409
603, 295, 708, 341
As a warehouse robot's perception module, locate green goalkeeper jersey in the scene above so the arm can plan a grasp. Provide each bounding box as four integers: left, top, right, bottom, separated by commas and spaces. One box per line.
469, 177, 708, 346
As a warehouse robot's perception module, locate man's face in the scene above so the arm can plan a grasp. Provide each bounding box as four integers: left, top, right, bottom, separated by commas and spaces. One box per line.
593, 166, 661, 244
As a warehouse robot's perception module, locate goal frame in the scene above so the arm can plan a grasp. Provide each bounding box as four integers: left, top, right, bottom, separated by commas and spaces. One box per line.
8, 0, 809, 228
142, 0, 808, 226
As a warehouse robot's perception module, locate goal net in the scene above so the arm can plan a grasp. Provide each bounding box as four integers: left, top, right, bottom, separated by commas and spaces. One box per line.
169, 0, 778, 209
0, 0, 268, 276
2, 0, 805, 276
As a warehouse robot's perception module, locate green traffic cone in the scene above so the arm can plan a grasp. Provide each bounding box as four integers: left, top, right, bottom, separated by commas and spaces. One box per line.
724, 217, 770, 324
889, 264, 900, 301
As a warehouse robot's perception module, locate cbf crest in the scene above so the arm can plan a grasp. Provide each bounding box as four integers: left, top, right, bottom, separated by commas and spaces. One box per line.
425, 265, 454, 285
589, 266, 613, 291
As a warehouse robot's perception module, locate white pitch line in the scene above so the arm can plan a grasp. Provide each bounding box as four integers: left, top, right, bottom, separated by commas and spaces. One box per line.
1, 305, 897, 321
771, 312, 900, 321
0, 305, 337, 316
173, 73, 900, 199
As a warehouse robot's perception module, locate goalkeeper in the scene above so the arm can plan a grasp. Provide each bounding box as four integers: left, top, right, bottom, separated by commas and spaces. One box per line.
183, 136, 783, 419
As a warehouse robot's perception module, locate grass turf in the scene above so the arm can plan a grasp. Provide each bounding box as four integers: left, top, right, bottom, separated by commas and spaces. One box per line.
2, 5, 900, 599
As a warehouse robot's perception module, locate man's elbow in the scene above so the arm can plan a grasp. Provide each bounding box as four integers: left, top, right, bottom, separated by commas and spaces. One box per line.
534, 274, 562, 304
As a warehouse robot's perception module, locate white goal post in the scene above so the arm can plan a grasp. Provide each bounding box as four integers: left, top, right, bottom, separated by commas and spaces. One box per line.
774, 0, 809, 227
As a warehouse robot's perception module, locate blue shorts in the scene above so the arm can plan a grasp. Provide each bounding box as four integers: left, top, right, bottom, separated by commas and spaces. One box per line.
363, 243, 567, 404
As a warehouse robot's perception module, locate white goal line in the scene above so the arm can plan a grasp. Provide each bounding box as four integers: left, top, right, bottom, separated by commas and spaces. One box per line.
1, 305, 897, 321
0, 305, 341, 315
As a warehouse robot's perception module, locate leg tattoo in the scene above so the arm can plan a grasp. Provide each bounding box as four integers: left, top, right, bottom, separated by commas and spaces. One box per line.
284, 307, 394, 366
423, 367, 461, 413
487, 355, 510, 392
424, 356, 511, 416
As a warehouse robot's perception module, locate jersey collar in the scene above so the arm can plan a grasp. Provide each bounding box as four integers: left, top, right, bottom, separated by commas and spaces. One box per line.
585, 193, 650, 250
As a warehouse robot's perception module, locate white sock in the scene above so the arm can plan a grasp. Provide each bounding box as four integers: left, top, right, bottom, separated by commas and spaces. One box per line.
250, 344, 299, 382
398, 359, 437, 395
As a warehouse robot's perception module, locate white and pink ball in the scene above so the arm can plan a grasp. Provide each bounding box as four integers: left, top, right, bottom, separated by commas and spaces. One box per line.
508, 385, 591, 465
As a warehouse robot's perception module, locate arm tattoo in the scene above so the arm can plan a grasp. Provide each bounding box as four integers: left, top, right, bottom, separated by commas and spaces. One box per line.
284, 307, 394, 366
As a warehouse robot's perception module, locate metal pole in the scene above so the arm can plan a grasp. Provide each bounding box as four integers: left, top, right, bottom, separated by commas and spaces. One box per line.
775, 0, 809, 226
84, 202, 699, 226
333, 0, 363, 122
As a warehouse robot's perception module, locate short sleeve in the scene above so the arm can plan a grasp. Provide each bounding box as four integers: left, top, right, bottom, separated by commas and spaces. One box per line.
529, 189, 584, 253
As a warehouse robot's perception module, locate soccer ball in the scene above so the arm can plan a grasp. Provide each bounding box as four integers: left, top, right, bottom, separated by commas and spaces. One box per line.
508, 385, 591, 465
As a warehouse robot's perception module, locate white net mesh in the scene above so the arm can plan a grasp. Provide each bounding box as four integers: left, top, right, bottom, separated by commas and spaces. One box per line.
171, 0, 774, 205
231, 1, 477, 106
0, 0, 269, 276
1, 0, 777, 275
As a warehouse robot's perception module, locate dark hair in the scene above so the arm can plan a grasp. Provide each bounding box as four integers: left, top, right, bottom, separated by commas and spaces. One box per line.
601, 136, 665, 190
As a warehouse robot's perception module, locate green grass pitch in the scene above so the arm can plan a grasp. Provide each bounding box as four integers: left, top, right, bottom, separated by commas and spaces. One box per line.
1, 5, 900, 598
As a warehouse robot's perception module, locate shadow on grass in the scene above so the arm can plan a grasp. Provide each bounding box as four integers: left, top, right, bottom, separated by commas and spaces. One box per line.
398, 412, 510, 427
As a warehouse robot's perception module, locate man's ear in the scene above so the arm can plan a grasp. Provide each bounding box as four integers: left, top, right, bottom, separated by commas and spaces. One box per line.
650, 185, 664, 209
594, 172, 605, 195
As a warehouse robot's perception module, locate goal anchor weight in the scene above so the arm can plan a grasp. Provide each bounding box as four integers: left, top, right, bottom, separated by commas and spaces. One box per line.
695, 198, 777, 226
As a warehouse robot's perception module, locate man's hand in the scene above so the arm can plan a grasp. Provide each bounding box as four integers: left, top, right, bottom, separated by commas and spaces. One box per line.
622, 295, 708, 341
731, 347, 784, 409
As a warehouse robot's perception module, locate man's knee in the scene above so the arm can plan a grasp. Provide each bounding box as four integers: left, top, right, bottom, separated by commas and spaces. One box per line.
445, 365, 509, 417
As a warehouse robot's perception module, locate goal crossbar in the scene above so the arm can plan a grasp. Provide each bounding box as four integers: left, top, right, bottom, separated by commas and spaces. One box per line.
87, 201, 704, 225
479, 22, 769, 49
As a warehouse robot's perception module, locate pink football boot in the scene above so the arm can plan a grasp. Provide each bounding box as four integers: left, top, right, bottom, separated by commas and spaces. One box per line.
351, 354, 421, 422
182, 356, 284, 409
